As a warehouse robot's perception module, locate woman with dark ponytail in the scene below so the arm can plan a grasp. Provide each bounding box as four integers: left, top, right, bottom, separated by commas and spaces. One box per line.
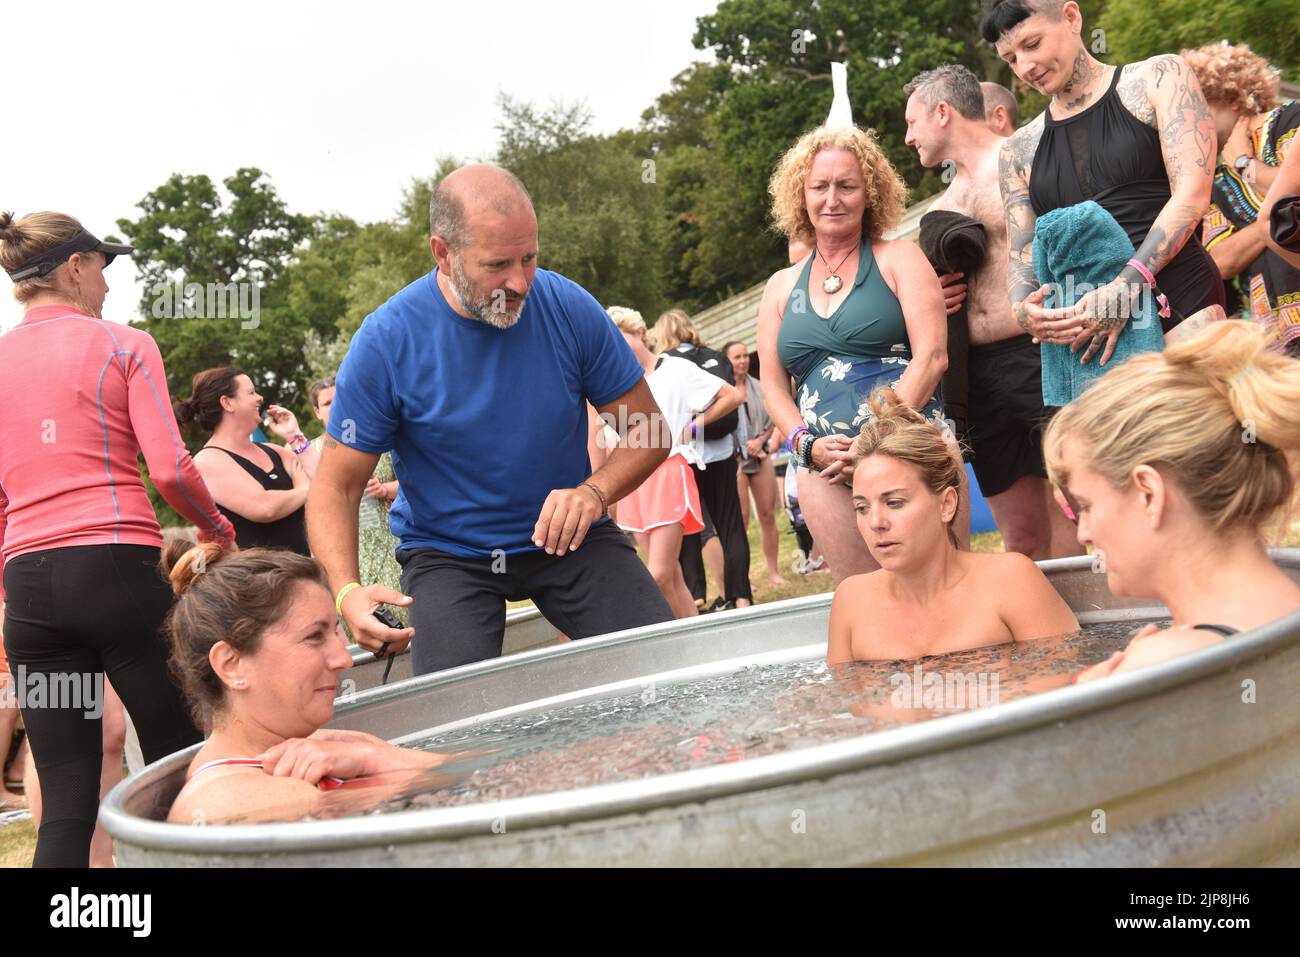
178, 367, 313, 555
0, 210, 234, 866
161, 543, 451, 824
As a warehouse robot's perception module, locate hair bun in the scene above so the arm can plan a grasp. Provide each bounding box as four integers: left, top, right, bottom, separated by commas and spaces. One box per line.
866, 386, 928, 426
0, 211, 16, 240
162, 540, 228, 596
1163, 322, 1289, 441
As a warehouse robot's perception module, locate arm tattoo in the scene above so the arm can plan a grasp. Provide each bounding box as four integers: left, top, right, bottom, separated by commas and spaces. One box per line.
324, 437, 339, 449
999, 117, 1045, 331
1129, 208, 1201, 278
1153, 55, 1216, 182
1116, 66, 1156, 126
1127, 55, 1215, 278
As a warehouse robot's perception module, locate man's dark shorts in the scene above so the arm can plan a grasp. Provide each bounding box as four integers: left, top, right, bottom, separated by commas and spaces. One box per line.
397, 521, 673, 676
965, 334, 1055, 498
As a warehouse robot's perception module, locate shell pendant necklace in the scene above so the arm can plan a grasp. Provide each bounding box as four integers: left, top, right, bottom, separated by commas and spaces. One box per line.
816, 242, 859, 295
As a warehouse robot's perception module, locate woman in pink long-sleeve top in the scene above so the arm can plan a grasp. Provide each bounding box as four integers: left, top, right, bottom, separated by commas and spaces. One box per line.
0, 210, 235, 867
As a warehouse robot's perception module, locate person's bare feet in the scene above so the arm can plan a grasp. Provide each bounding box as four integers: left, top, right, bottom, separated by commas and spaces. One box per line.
767, 573, 790, 586
0, 789, 27, 811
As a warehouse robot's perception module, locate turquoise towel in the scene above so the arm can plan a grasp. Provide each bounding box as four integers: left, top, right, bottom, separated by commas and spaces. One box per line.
1032, 200, 1165, 404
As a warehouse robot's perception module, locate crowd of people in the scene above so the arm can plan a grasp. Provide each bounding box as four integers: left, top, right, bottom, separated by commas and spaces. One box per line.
2, 0, 1300, 862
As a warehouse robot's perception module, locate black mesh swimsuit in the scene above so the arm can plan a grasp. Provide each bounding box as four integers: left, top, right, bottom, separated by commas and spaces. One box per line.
1029, 64, 1225, 330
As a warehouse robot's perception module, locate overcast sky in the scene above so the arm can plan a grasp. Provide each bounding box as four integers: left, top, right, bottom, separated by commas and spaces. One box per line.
2, 0, 720, 330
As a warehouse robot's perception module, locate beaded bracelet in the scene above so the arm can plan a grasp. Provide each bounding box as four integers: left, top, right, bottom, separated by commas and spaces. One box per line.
798, 432, 817, 469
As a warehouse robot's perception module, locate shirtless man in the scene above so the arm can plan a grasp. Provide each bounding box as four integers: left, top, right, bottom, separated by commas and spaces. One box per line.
904, 63, 1081, 558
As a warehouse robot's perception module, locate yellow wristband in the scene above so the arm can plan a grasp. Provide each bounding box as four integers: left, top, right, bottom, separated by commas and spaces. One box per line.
335, 581, 363, 617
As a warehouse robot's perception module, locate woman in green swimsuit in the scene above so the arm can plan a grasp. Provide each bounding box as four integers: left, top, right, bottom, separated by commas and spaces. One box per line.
757, 124, 964, 584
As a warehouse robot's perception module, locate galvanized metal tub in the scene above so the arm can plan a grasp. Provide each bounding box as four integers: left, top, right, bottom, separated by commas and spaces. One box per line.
344, 605, 560, 693
103, 552, 1300, 866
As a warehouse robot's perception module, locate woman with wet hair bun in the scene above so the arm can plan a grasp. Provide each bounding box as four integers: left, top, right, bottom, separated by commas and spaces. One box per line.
827, 389, 1076, 664
1045, 322, 1300, 681
0, 210, 234, 866
162, 542, 451, 825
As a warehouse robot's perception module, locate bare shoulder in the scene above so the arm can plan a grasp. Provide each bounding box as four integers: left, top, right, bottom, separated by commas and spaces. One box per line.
168, 769, 317, 825
983, 549, 1042, 579
761, 258, 807, 315
1111, 623, 1223, 676
967, 550, 1056, 602
190, 445, 230, 474
960, 549, 1030, 583
874, 237, 925, 269
1135, 52, 1189, 90
834, 569, 883, 604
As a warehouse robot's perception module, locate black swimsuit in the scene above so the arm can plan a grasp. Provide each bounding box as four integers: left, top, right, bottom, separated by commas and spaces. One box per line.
1029, 64, 1225, 330
197, 443, 310, 555
1190, 624, 1238, 637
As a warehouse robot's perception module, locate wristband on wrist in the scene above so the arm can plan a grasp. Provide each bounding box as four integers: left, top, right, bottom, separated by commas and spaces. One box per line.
1125, 258, 1171, 320
580, 481, 608, 515
785, 425, 809, 452
289, 432, 310, 454
798, 432, 816, 469
335, 581, 362, 617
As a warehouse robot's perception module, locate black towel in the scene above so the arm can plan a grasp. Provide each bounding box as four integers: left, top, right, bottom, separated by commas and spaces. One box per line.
1270, 194, 1300, 251
918, 210, 988, 448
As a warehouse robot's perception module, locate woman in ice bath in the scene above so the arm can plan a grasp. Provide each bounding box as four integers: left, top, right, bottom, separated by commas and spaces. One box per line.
827, 389, 1077, 664
165, 543, 450, 824
1046, 322, 1300, 682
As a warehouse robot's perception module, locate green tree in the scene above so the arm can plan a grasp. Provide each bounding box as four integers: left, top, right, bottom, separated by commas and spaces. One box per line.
302, 159, 462, 387
1098, 0, 1299, 80
117, 169, 318, 525
496, 96, 668, 318
116, 168, 315, 403
639, 62, 788, 313
658, 0, 1012, 313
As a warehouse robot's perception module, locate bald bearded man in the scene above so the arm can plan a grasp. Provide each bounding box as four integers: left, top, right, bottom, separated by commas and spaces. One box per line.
309, 164, 673, 674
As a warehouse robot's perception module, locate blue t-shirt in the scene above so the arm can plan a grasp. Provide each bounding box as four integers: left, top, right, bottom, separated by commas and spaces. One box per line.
328, 268, 643, 558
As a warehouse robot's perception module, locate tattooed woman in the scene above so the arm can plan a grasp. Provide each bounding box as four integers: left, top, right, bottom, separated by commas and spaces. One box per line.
985, 1, 1224, 367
